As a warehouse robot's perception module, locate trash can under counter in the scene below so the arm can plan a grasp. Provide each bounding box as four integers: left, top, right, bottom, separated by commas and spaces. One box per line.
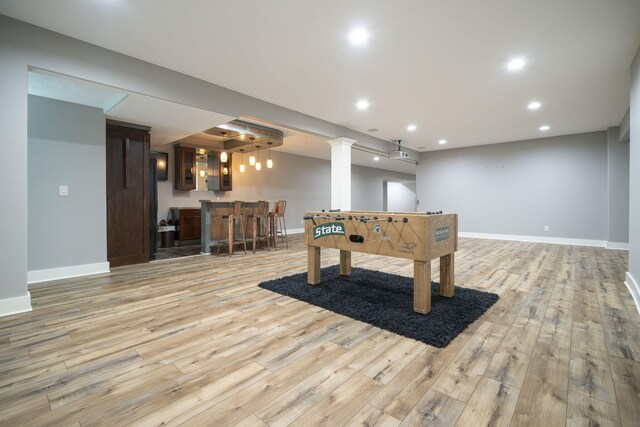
158, 225, 176, 248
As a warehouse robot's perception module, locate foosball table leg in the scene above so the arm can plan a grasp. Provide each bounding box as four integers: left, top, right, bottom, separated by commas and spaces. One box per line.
308, 246, 321, 285
339, 250, 352, 276
413, 260, 432, 314
440, 253, 455, 297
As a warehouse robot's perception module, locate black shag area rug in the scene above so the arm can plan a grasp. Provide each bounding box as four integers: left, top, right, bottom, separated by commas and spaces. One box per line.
259, 265, 499, 347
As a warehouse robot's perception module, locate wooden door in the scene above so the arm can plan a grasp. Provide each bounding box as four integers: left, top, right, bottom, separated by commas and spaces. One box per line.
106, 122, 150, 267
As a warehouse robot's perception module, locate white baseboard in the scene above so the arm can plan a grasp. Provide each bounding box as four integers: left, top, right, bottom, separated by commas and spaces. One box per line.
0, 292, 32, 317
459, 231, 606, 248
287, 228, 304, 235
605, 241, 629, 250
28, 262, 110, 284
625, 272, 640, 316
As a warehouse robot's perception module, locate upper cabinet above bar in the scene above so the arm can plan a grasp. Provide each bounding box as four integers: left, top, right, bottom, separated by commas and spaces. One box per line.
174, 145, 196, 190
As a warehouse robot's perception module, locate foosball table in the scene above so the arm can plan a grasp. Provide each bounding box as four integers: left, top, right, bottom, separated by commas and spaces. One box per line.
303, 210, 458, 314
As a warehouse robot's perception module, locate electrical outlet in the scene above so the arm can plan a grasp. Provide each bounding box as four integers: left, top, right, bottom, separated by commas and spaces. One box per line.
544, 225, 549, 232
59, 185, 69, 196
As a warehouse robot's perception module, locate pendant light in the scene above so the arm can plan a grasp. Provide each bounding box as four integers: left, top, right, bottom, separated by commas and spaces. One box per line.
249, 136, 256, 166
220, 131, 228, 163
266, 142, 273, 169
239, 149, 246, 173
255, 145, 262, 170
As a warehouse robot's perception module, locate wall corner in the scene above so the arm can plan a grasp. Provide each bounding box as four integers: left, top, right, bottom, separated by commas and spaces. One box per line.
0, 292, 32, 318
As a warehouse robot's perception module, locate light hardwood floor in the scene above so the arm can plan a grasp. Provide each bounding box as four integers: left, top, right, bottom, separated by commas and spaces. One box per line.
1, 235, 638, 426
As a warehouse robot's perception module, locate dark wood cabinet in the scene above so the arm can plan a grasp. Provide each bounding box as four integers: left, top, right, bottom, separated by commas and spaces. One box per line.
175, 146, 232, 192
170, 207, 201, 242
174, 145, 196, 190
207, 152, 233, 192
179, 208, 201, 240
219, 154, 232, 191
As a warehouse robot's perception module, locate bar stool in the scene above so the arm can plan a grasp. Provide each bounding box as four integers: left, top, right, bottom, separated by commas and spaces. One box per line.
221, 201, 246, 256
248, 200, 270, 253
267, 201, 278, 251
274, 200, 288, 249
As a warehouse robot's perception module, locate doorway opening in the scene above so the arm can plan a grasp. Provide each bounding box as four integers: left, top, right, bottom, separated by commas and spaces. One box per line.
383, 180, 417, 212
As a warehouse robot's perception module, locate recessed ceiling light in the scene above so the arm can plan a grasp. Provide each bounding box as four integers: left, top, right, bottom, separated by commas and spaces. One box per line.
373, 156, 380, 161
528, 101, 541, 110
407, 124, 417, 131
348, 27, 369, 45
438, 139, 447, 145
539, 125, 550, 131
356, 99, 369, 110
507, 57, 526, 71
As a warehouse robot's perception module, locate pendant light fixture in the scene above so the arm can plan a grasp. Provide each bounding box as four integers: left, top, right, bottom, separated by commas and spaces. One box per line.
267, 142, 273, 169
239, 149, 246, 173
219, 131, 228, 163
249, 136, 256, 166
255, 145, 262, 170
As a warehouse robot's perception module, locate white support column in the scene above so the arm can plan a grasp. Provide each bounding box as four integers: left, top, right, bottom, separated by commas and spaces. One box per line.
327, 137, 356, 210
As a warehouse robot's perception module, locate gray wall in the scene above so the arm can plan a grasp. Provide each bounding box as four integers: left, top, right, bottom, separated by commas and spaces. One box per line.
0, 20, 27, 300
159, 150, 330, 231
351, 166, 415, 213
28, 96, 107, 271
157, 148, 415, 231
607, 127, 630, 244
417, 132, 608, 240
386, 182, 417, 212
629, 46, 640, 291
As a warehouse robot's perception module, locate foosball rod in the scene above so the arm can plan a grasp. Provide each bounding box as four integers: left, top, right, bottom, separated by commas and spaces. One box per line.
304, 214, 353, 220
303, 214, 408, 223
359, 216, 408, 223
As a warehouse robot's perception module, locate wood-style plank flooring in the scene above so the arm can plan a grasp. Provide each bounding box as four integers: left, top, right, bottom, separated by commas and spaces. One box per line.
0, 235, 638, 426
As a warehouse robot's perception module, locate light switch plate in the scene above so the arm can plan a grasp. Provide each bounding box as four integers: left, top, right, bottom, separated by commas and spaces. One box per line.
59, 185, 69, 196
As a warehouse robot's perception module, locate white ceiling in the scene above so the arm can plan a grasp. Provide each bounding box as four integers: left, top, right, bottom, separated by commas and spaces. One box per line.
6, 1, 640, 152
27, 69, 417, 174
248, 119, 418, 175
28, 69, 234, 146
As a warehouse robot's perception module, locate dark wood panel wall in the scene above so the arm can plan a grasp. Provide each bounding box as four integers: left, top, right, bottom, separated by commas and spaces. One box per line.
106, 122, 150, 267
